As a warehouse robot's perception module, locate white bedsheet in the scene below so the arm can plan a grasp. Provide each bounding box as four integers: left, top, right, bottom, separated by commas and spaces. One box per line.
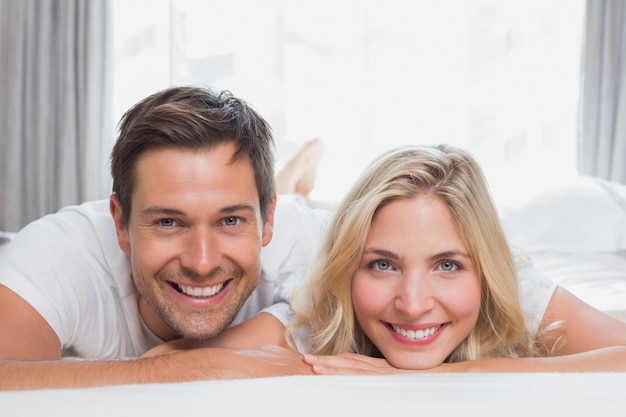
2, 373, 625, 417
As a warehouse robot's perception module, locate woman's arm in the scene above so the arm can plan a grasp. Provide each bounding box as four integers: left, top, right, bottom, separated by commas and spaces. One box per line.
303, 287, 626, 374
303, 346, 626, 374
537, 287, 626, 354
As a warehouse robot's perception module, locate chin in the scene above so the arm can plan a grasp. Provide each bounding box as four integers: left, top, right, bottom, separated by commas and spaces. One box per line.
166, 315, 229, 340
386, 354, 445, 371
175, 326, 224, 341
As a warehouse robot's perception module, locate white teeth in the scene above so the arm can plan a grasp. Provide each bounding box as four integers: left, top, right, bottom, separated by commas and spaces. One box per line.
392, 324, 441, 340
178, 283, 224, 298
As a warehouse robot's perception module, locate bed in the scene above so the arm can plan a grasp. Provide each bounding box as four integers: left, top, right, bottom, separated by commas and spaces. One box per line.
500, 175, 626, 322
2, 372, 626, 416
1, 175, 626, 414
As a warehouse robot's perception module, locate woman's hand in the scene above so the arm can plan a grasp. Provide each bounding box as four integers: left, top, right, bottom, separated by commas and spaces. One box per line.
303, 352, 413, 375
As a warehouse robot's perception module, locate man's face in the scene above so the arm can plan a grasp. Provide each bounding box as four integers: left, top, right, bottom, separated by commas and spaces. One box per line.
110, 143, 275, 340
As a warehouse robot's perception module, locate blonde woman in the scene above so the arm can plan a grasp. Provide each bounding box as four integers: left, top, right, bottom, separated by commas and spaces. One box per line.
295, 144, 626, 373
145, 144, 626, 372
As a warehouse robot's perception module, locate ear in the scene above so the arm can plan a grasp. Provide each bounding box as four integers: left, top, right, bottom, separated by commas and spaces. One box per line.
109, 194, 131, 255
261, 193, 277, 247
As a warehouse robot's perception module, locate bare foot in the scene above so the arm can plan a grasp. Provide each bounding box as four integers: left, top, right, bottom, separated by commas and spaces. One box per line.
277, 138, 324, 197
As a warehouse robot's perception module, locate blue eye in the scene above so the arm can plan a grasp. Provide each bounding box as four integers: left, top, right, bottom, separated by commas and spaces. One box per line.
374, 260, 392, 271
224, 216, 240, 226
440, 261, 457, 271
159, 218, 175, 227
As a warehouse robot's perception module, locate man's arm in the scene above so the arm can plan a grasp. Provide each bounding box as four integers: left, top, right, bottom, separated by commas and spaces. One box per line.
0, 285, 61, 360
142, 312, 290, 357
0, 286, 311, 391
1, 345, 312, 391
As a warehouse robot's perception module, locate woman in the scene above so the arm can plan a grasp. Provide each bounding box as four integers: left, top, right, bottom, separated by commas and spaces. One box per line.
294, 144, 626, 373
146, 144, 626, 372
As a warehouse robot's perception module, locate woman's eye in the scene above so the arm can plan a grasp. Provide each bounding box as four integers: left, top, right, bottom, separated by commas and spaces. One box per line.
224, 216, 240, 226
373, 260, 392, 271
158, 218, 175, 227
439, 261, 457, 272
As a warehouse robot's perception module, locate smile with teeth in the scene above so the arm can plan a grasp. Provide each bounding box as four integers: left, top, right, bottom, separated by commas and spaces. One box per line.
391, 324, 442, 340
175, 282, 225, 298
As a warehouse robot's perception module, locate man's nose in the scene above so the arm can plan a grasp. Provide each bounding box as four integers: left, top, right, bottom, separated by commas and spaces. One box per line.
180, 228, 221, 276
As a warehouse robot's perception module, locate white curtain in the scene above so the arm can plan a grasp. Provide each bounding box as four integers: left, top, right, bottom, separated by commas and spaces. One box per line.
579, 0, 626, 184
0, 0, 112, 232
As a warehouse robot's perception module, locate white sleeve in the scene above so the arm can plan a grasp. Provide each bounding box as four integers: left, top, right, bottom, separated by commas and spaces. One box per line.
0, 200, 134, 354
257, 195, 329, 326
518, 263, 558, 334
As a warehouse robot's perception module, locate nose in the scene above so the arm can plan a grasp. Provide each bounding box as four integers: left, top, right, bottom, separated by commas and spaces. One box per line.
394, 271, 435, 317
179, 228, 221, 276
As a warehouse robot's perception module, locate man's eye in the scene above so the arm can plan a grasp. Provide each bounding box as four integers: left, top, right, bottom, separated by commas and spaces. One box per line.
158, 218, 175, 227
224, 216, 240, 226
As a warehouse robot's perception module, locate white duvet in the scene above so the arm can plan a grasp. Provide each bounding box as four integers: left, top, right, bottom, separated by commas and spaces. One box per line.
500, 175, 626, 321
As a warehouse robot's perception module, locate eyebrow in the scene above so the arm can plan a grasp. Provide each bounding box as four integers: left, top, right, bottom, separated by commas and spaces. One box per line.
428, 250, 472, 262
362, 248, 400, 260
139, 206, 185, 217
362, 248, 471, 261
139, 204, 256, 217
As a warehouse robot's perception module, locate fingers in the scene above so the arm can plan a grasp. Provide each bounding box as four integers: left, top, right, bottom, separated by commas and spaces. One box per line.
302, 353, 393, 375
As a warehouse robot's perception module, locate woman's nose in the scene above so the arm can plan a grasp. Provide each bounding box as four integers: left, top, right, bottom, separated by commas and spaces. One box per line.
394, 272, 435, 317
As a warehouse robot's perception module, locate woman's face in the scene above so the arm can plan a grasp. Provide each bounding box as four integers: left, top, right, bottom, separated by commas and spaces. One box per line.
352, 195, 481, 370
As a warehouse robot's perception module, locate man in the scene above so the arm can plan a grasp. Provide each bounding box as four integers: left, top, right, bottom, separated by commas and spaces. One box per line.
0, 86, 325, 390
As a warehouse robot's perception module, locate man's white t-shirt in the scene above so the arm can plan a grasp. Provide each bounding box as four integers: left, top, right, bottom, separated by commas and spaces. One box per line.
0, 195, 326, 359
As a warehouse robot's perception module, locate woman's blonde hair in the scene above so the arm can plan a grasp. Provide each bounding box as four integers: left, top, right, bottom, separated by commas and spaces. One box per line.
290, 144, 539, 362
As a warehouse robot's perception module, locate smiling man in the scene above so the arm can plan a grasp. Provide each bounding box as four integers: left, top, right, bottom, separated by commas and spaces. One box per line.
0, 86, 325, 390
112, 144, 269, 343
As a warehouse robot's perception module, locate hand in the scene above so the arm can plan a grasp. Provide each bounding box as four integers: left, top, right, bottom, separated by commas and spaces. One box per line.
302, 352, 412, 375
229, 345, 314, 377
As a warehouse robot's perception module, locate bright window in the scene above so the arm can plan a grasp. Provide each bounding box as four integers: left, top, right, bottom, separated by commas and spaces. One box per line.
112, 0, 585, 207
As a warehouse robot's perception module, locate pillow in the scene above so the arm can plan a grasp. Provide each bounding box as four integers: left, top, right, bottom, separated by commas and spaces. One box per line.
0, 231, 15, 257
0, 231, 15, 245
500, 176, 626, 253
